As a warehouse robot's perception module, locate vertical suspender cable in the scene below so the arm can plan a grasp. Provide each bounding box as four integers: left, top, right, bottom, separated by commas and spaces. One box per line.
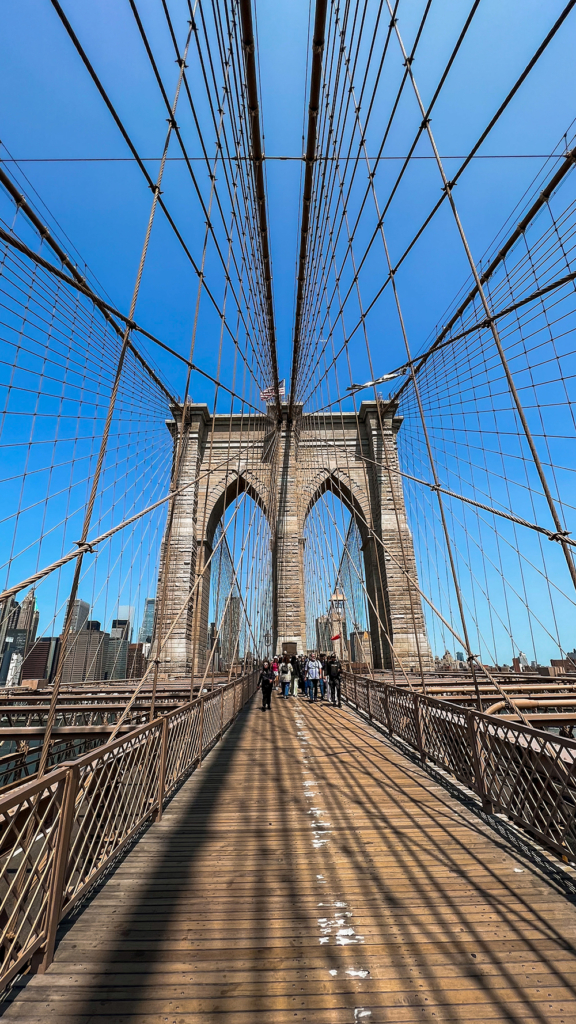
238, 0, 282, 420
288, 0, 328, 421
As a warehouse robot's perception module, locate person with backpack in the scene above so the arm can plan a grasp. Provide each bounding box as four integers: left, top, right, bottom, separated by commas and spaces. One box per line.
326, 654, 342, 707
258, 660, 275, 711
278, 655, 294, 698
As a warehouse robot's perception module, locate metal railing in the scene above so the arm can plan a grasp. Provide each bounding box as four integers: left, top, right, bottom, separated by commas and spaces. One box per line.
343, 673, 576, 863
0, 672, 257, 990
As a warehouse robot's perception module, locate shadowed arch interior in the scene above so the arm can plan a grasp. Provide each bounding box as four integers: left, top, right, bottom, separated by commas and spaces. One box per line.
302, 471, 382, 661
205, 474, 269, 547
303, 471, 371, 545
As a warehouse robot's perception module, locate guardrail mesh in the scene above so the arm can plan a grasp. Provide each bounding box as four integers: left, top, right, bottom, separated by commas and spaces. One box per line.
0, 673, 256, 989
343, 673, 576, 861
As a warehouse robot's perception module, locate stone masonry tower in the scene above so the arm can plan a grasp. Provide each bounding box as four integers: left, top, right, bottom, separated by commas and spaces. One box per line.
155, 400, 432, 677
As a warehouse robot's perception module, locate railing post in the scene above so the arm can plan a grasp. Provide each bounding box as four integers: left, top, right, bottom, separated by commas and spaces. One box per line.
220, 686, 224, 738
354, 674, 358, 708
155, 716, 169, 823
384, 684, 393, 735
233, 677, 237, 718
40, 765, 79, 972
467, 710, 493, 813
413, 694, 425, 761
198, 696, 205, 765
366, 681, 372, 721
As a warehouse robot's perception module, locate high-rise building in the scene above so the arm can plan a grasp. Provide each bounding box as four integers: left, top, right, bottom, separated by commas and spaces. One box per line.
0, 597, 19, 643
22, 637, 60, 684
0, 598, 20, 659
67, 599, 90, 633
349, 630, 372, 666
6, 652, 23, 687
207, 621, 220, 671
104, 619, 130, 680
221, 597, 241, 667
315, 614, 332, 655
59, 626, 108, 684
118, 606, 134, 641
0, 591, 40, 686
138, 598, 156, 643
0, 629, 28, 685
127, 643, 147, 679
16, 590, 36, 633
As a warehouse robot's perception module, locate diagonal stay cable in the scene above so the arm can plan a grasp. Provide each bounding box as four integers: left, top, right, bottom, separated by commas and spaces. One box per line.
288, 0, 328, 419
0, 224, 266, 415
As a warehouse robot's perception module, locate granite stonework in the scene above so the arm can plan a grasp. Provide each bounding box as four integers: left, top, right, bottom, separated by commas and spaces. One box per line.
156, 401, 432, 677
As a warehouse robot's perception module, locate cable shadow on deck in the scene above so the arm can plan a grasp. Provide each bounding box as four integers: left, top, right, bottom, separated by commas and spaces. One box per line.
22, 698, 260, 1022
5, 695, 576, 1022
304, 701, 576, 1022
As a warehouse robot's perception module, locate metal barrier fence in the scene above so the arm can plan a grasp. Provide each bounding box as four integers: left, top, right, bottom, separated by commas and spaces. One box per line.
0, 673, 257, 990
343, 673, 576, 863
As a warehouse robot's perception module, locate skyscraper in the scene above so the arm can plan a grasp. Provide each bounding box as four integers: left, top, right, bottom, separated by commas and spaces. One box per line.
138, 598, 156, 643
16, 590, 36, 633
0, 629, 28, 685
0, 591, 40, 686
349, 630, 372, 667
22, 637, 60, 684
127, 643, 147, 679
221, 596, 241, 668
315, 614, 332, 654
0, 597, 19, 654
67, 599, 90, 633
60, 625, 108, 684
104, 619, 130, 680
118, 606, 134, 641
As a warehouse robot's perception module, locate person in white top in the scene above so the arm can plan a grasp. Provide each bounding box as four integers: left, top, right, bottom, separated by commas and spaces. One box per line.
278, 656, 294, 698
305, 653, 323, 703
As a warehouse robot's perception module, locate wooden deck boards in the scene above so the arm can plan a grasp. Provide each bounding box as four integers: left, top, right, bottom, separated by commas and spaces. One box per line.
5, 693, 576, 1022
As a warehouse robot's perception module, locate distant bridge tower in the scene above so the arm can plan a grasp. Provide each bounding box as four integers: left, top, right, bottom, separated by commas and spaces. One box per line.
155, 400, 432, 677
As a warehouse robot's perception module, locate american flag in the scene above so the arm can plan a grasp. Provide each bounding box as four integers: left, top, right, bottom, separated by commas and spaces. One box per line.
260, 379, 286, 401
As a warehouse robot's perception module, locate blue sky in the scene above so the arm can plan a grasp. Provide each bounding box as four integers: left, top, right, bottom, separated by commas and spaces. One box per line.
1, 0, 574, 389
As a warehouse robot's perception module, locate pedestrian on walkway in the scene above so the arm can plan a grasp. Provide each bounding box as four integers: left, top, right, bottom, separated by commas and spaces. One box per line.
326, 654, 342, 707
258, 660, 275, 710
306, 652, 323, 702
303, 657, 312, 701
291, 654, 301, 696
278, 655, 294, 698
317, 657, 326, 700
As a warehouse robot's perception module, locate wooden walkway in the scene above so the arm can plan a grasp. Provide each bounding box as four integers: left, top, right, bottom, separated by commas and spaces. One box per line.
5, 692, 576, 1022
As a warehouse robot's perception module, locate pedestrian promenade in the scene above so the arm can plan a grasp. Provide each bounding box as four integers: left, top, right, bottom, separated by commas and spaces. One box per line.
5, 691, 576, 1022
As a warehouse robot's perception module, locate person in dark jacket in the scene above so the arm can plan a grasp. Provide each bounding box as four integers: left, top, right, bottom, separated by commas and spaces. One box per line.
258, 660, 275, 710
291, 655, 301, 695
326, 654, 342, 707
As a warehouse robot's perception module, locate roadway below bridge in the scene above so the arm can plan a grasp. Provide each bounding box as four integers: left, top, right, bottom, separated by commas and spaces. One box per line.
5, 692, 576, 1022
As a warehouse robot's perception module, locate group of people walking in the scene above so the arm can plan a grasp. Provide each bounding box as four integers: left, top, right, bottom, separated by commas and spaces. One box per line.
257, 652, 342, 710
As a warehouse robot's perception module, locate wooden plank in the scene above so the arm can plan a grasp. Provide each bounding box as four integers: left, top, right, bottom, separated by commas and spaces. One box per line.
4, 695, 576, 1023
